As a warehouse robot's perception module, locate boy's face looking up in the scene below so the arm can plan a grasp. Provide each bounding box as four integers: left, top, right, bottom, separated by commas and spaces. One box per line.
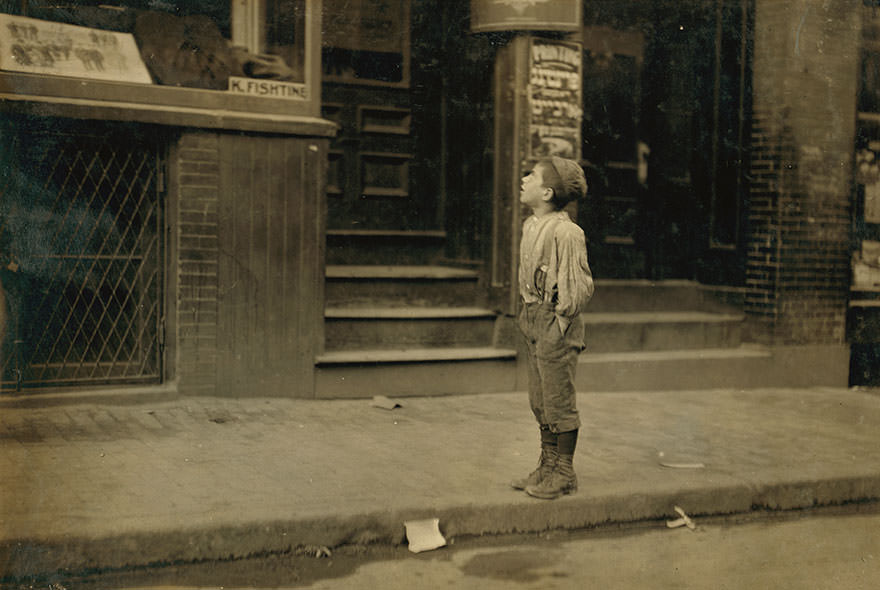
520, 163, 553, 211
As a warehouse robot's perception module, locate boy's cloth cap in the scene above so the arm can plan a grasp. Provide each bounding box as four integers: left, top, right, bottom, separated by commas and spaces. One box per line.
546, 156, 588, 203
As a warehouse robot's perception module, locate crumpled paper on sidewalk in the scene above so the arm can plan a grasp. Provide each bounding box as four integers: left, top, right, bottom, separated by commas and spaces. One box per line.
404, 518, 446, 553
657, 451, 705, 469
666, 506, 696, 530
371, 395, 402, 410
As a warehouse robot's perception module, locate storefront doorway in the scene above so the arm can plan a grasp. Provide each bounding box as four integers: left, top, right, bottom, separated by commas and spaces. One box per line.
578, 2, 751, 283
321, 0, 448, 266
577, 26, 647, 279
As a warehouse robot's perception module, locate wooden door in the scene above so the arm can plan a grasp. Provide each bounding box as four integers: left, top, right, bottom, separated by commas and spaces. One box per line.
215, 134, 326, 398
321, 0, 444, 265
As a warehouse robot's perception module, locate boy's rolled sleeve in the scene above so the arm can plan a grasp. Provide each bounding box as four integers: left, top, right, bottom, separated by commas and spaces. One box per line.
553, 224, 594, 333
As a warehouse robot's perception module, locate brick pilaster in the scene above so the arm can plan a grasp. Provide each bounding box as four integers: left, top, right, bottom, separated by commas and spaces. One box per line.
746, 0, 860, 344
174, 132, 219, 393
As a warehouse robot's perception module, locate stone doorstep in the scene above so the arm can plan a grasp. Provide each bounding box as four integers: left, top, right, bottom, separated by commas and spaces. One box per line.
324, 306, 496, 319
325, 265, 479, 281
316, 346, 516, 365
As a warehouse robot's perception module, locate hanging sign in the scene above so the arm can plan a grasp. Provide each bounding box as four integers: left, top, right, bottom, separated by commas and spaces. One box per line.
471, 0, 580, 33
0, 13, 152, 84
529, 39, 582, 160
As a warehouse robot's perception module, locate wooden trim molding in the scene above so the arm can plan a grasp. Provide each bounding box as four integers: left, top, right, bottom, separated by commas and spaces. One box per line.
0, 86, 338, 136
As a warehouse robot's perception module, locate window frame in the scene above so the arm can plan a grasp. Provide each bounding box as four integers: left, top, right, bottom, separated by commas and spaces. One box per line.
0, 1, 324, 127
320, 0, 411, 88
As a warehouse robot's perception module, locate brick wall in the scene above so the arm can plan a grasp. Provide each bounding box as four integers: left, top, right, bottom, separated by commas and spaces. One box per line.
746, 0, 860, 344
174, 132, 220, 393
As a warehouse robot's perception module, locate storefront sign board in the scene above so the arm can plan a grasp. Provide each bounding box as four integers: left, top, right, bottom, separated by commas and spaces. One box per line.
227, 76, 309, 100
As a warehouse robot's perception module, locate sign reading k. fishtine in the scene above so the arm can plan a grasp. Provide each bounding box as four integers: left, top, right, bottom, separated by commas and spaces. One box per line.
227, 76, 309, 100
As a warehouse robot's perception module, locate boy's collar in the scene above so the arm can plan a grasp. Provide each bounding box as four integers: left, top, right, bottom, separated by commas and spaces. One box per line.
530, 203, 556, 218
531, 209, 567, 220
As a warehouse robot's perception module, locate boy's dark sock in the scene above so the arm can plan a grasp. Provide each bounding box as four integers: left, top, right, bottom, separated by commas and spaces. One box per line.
540, 424, 558, 447
557, 429, 578, 456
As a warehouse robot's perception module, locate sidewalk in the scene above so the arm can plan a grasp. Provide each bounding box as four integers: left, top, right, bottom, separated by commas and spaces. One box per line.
2, 386, 880, 577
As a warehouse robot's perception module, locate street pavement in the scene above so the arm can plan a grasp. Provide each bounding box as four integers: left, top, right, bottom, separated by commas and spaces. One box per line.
1, 386, 880, 578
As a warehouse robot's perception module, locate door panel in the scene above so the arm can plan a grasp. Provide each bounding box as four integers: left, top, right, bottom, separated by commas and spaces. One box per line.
322, 0, 420, 234
322, 90, 417, 231
215, 134, 323, 398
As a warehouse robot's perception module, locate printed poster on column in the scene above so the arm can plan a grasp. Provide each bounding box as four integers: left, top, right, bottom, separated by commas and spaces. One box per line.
529, 39, 582, 160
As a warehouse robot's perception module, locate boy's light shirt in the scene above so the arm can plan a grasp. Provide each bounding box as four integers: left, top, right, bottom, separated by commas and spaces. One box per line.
519, 210, 594, 335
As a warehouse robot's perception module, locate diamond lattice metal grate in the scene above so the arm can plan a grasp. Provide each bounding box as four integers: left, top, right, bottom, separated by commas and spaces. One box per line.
0, 121, 164, 390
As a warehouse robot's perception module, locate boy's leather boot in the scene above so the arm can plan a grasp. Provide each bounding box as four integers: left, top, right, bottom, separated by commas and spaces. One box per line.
525, 453, 577, 499
510, 426, 557, 490
525, 429, 578, 500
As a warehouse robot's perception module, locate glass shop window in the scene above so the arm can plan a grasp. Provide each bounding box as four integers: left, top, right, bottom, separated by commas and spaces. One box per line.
322, 0, 409, 86
3, 0, 306, 90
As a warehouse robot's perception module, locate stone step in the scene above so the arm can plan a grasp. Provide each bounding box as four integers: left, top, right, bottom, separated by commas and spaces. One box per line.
316, 343, 849, 398
325, 265, 480, 307
589, 279, 743, 313
315, 347, 517, 398
582, 311, 745, 352
572, 345, 851, 391
324, 307, 497, 351
325, 229, 447, 266
574, 346, 771, 391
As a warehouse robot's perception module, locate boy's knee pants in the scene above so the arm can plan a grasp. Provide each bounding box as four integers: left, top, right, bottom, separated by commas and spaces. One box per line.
518, 302, 583, 433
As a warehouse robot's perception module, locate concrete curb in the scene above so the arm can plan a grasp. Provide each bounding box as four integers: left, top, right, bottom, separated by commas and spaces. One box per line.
3, 474, 880, 578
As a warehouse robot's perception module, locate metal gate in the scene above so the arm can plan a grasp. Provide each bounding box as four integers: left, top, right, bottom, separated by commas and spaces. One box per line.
0, 117, 164, 391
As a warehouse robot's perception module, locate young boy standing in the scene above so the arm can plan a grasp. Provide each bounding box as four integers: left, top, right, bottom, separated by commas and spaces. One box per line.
511, 156, 593, 500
